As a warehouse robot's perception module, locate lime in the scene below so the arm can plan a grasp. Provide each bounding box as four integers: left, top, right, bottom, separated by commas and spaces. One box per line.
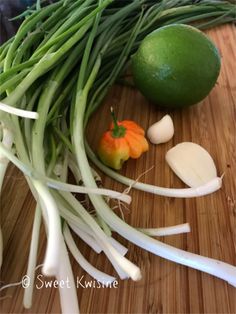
131, 24, 221, 108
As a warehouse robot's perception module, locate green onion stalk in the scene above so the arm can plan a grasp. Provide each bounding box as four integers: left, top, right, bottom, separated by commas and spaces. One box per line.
0, 0, 236, 313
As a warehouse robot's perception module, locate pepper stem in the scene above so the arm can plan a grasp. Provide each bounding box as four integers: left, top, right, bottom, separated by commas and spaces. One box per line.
110, 107, 126, 138
111, 107, 119, 131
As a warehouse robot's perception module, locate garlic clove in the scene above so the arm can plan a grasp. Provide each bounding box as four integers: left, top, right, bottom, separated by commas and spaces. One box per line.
147, 114, 174, 144
166, 142, 217, 187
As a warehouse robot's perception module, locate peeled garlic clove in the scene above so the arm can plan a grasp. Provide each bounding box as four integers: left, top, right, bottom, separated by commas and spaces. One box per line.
147, 114, 174, 144
166, 142, 217, 187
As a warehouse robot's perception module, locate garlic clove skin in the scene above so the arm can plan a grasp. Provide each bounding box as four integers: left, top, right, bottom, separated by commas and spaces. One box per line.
147, 114, 174, 144
166, 142, 217, 187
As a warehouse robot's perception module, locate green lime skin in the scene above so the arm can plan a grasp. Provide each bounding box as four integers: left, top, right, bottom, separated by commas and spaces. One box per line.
131, 24, 221, 108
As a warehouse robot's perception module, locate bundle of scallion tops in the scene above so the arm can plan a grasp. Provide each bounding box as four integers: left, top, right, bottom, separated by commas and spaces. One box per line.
0, 0, 235, 313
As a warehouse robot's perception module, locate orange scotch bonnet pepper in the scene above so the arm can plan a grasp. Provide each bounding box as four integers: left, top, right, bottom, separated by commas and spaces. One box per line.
97, 108, 149, 170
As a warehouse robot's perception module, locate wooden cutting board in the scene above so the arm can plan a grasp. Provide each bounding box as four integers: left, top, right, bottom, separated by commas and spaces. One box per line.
1, 24, 236, 314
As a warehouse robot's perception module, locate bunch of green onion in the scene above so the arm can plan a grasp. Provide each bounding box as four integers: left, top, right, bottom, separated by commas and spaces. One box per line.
0, 0, 236, 312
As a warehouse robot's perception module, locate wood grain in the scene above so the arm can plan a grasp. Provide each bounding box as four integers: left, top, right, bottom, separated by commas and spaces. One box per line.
0, 24, 236, 314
